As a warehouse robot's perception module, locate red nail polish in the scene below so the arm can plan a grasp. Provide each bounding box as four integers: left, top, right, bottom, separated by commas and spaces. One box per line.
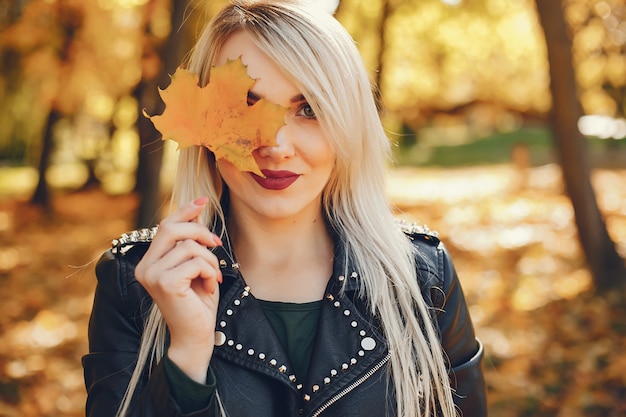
193, 196, 209, 206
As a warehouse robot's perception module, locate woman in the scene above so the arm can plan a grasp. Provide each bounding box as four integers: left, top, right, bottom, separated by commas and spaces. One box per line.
83, 1, 486, 416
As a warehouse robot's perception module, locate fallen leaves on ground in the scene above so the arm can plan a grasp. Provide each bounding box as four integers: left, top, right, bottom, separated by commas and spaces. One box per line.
0, 191, 137, 416
1, 163, 625, 416
388, 163, 626, 417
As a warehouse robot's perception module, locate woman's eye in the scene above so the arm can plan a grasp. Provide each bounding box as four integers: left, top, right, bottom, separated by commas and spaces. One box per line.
247, 91, 260, 106
298, 104, 316, 119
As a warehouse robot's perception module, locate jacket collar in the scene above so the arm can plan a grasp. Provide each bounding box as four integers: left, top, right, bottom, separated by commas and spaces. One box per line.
210, 238, 389, 411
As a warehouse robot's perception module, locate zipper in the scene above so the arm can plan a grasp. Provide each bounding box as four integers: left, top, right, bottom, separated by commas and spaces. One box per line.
310, 352, 391, 417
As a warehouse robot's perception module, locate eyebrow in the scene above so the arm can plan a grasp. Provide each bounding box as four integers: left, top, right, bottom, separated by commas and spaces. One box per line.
247, 90, 306, 104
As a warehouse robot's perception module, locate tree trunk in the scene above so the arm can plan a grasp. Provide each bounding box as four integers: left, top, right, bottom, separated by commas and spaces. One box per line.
374, 0, 392, 94
134, 0, 189, 228
534, 0, 626, 290
29, 3, 82, 212
30, 109, 60, 213
134, 80, 165, 228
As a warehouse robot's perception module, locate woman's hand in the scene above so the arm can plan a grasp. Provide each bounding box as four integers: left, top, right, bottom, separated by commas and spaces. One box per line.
134, 197, 222, 383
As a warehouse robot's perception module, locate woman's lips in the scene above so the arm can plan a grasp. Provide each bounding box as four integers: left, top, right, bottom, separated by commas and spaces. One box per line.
251, 169, 300, 190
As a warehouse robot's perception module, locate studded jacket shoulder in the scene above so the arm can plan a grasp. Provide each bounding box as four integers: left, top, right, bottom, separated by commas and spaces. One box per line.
83, 225, 487, 417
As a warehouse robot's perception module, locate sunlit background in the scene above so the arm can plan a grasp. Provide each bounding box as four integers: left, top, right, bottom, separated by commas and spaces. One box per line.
1, 0, 625, 416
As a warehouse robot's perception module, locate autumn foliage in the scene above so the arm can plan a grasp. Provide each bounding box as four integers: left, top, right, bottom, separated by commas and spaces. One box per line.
1, 164, 626, 416
1, 0, 626, 416
145, 58, 285, 176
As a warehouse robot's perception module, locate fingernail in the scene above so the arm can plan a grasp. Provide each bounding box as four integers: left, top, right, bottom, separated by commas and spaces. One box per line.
217, 272, 223, 284
193, 196, 209, 206
213, 234, 223, 246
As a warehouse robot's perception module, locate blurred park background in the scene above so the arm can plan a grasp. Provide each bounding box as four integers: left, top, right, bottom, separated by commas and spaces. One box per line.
1, 0, 626, 415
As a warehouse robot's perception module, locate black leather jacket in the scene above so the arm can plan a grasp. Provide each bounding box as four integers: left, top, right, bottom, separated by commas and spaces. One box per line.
83, 227, 487, 417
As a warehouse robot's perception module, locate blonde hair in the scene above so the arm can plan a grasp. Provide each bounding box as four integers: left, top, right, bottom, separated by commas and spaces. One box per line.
118, 1, 456, 416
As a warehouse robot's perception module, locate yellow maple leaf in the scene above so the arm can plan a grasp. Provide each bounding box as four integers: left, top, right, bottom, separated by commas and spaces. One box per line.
145, 58, 286, 176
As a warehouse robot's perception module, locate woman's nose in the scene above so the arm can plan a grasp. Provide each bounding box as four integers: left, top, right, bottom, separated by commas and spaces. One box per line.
257, 125, 295, 159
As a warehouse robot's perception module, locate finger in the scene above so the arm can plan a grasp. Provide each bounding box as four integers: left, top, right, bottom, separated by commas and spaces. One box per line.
150, 198, 221, 255
152, 222, 221, 253
172, 257, 222, 295
136, 229, 221, 288
143, 225, 220, 268
160, 197, 210, 226
141, 254, 221, 296
155, 239, 221, 273
190, 271, 220, 297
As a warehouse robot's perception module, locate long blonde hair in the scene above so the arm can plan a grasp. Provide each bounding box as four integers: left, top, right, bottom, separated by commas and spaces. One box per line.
118, 1, 456, 416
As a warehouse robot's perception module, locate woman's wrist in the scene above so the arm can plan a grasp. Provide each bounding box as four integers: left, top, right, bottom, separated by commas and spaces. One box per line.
166, 342, 214, 384
163, 355, 216, 413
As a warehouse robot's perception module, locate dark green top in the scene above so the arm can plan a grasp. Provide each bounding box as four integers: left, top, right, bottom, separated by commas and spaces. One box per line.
257, 299, 322, 379
164, 299, 322, 413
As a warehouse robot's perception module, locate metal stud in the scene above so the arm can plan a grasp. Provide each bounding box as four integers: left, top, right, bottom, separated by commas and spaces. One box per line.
232, 263, 240, 270
330, 369, 338, 377
338, 275, 345, 281
214, 331, 226, 346
247, 349, 255, 356
333, 301, 340, 308
359, 330, 366, 336
278, 365, 287, 373
343, 309, 350, 316
219, 321, 227, 328
226, 309, 233, 316
341, 363, 349, 371
303, 394, 311, 401
235, 343, 242, 351
351, 321, 358, 327
259, 353, 266, 360
227, 340, 234, 346
297, 384, 303, 390
289, 375, 297, 382
351, 271, 358, 278
234, 299, 241, 306
312, 384, 320, 392
323, 377, 331, 384
219, 259, 227, 268
270, 359, 277, 366
361, 337, 376, 351
358, 350, 365, 357
350, 358, 357, 365
326, 293, 334, 301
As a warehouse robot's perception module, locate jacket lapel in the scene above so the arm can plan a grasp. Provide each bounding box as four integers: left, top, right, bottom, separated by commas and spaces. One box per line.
210, 237, 390, 411
300, 242, 389, 412
211, 248, 300, 393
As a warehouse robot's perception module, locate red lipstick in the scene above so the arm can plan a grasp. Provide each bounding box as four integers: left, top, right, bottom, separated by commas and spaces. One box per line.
251, 169, 300, 190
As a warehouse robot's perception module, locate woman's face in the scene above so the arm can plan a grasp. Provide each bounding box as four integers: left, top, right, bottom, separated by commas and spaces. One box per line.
214, 31, 335, 223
